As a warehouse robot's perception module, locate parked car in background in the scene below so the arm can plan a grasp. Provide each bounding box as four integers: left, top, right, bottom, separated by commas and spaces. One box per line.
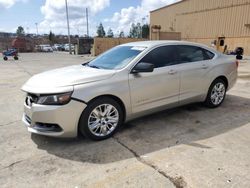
52, 44, 65, 51
35, 45, 42, 52
21, 41, 238, 140
64, 44, 75, 52
52, 44, 61, 51
60, 44, 65, 51
40, 45, 53, 52
58, 44, 65, 51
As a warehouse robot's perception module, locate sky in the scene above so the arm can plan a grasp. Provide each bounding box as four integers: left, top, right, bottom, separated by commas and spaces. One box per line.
0, 0, 178, 36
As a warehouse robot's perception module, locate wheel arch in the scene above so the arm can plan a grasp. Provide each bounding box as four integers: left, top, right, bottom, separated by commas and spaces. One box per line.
204, 75, 229, 102
82, 94, 126, 122
204, 75, 228, 108
213, 75, 229, 90
77, 94, 127, 138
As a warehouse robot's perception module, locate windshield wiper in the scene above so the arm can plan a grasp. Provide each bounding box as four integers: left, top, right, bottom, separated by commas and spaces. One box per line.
88, 65, 100, 69
83, 63, 100, 69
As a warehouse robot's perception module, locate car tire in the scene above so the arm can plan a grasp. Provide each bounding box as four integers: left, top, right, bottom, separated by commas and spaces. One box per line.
14, 56, 18, 60
204, 78, 227, 108
79, 97, 123, 140
3, 56, 8, 61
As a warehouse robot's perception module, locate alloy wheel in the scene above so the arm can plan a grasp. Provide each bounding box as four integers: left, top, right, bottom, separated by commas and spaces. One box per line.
210, 83, 225, 105
88, 104, 119, 137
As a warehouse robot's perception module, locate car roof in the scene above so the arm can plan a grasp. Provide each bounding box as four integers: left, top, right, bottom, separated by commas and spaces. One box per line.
121, 40, 219, 54
121, 40, 206, 48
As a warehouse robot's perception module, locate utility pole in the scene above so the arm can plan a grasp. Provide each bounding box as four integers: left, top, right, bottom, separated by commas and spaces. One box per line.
26, 27, 29, 35
35, 23, 38, 36
86, 8, 89, 37
65, 0, 72, 54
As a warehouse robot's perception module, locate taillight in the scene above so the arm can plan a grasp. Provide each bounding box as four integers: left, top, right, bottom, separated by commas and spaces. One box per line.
235, 60, 239, 68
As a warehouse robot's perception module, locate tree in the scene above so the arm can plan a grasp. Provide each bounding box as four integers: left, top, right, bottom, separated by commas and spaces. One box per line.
142, 24, 150, 39
107, 28, 114, 38
119, 31, 125, 38
129, 23, 137, 38
136, 23, 142, 38
16, 26, 25, 36
97, 23, 106, 37
48, 31, 55, 42
129, 23, 142, 38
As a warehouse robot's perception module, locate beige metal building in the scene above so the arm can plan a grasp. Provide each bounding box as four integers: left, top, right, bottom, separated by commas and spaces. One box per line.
150, 0, 250, 55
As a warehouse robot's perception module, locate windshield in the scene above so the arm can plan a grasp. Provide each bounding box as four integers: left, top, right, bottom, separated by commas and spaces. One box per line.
87, 46, 146, 70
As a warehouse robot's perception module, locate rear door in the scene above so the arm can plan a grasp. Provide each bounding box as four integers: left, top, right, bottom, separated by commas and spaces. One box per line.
175, 45, 215, 101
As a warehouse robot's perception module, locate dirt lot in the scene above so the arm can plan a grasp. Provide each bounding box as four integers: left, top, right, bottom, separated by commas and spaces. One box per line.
0, 52, 250, 188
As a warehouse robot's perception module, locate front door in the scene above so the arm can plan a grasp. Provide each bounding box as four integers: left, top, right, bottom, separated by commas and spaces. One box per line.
129, 45, 180, 113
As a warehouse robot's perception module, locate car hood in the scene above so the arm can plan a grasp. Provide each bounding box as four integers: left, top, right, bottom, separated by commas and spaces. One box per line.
22, 65, 116, 94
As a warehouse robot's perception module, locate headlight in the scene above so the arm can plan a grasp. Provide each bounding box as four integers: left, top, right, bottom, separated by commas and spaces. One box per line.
37, 92, 72, 105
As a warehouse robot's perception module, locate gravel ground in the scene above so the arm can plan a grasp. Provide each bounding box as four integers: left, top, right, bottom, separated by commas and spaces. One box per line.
0, 52, 250, 188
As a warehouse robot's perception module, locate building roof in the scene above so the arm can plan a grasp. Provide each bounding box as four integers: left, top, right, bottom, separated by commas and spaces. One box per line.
150, 0, 186, 13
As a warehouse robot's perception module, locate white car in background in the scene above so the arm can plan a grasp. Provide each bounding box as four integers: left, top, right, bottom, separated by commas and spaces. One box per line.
52, 44, 61, 51
41, 45, 53, 52
64, 44, 75, 52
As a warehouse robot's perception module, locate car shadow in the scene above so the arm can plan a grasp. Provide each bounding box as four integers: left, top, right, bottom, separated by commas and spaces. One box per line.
31, 94, 250, 164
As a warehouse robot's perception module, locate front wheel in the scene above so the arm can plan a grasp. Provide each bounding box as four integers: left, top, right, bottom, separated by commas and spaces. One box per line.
3, 56, 8, 61
79, 97, 123, 140
204, 79, 226, 108
14, 56, 18, 60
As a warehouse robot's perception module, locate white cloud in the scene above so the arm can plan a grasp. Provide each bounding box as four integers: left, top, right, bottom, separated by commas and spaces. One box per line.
38, 0, 110, 35
16, 0, 179, 36
107, 0, 179, 35
141, 0, 178, 11
0, 0, 28, 9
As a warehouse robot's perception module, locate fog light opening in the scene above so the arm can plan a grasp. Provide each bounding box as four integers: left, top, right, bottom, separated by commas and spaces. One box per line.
34, 123, 63, 132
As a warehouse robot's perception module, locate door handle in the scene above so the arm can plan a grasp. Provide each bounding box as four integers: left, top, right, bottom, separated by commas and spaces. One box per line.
168, 69, 177, 75
201, 64, 209, 69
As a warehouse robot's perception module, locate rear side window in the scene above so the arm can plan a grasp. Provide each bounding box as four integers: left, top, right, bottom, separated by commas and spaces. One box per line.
140, 46, 178, 68
176, 45, 214, 63
203, 49, 215, 59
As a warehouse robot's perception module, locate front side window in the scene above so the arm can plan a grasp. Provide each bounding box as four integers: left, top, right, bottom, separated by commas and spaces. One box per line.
88, 46, 146, 70
139, 46, 178, 68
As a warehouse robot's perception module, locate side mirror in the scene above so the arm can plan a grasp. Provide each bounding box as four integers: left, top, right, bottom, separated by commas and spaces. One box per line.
131, 62, 154, 73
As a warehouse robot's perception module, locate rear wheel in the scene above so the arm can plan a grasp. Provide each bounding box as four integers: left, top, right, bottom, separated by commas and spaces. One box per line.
79, 97, 123, 140
3, 56, 8, 61
14, 56, 18, 60
205, 78, 226, 108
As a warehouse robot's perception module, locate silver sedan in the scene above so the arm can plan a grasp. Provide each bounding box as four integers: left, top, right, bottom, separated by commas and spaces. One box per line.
22, 41, 238, 140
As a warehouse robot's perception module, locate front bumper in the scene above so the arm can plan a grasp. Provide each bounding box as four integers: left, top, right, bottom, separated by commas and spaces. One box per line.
22, 99, 87, 138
